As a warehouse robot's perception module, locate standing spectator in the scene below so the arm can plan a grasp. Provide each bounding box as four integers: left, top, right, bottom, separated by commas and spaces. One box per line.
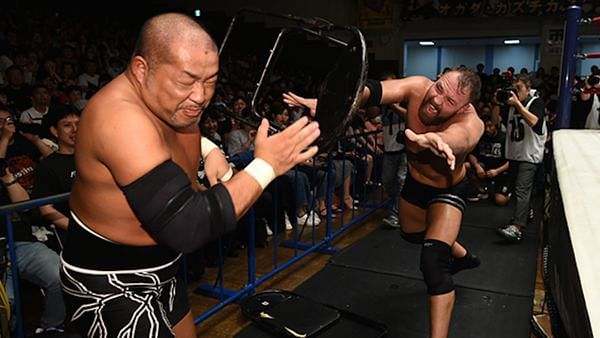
497, 74, 547, 242
475, 63, 487, 88
580, 74, 600, 129
380, 96, 407, 227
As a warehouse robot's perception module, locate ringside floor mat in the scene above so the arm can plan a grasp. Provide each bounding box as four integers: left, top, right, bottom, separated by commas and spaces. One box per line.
329, 225, 538, 297
236, 265, 533, 338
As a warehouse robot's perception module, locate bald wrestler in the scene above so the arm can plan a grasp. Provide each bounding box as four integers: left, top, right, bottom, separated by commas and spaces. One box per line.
60, 13, 320, 337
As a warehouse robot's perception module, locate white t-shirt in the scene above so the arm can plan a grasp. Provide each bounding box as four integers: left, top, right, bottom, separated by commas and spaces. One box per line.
78, 73, 100, 89
585, 94, 600, 129
19, 106, 49, 124
505, 97, 547, 164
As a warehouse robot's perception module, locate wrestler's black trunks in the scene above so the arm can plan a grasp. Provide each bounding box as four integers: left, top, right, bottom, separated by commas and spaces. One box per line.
60, 212, 189, 338
400, 171, 468, 212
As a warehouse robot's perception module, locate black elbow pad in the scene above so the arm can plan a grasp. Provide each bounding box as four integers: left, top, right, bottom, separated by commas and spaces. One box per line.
122, 160, 237, 253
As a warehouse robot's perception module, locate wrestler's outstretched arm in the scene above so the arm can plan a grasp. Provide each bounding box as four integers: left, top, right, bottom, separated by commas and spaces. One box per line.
404, 112, 483, 171
405, 129, 456, 170
283, 76, 429, 111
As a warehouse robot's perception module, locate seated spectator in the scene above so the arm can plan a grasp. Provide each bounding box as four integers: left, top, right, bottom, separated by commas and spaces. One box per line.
36, 59, 62, 86
3, 66, 32, 114
344, 124, 374, 187
271, 105, 291, 128
65, 85, 88, 113
0, 108, 65, 334
225, 108, 256, 156
0, 105, 53, 194
200, 106, 225, 147
0, 89, 7, 106
466, 114, 510, 206
19, 85, 51, 125
77, 59, 100, 98
32, 106, 79, 238
59, 63, 78, 88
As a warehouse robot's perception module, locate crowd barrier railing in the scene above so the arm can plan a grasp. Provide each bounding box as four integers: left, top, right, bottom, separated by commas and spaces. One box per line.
0, 130, 389, 336
193, 130, 389, 325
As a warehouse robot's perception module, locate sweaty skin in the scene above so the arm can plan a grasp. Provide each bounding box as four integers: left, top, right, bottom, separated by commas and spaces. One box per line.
66, 13, 321, 338
390, 75, 483, 187
70, 19, 320, 247
284, 70, 483, 338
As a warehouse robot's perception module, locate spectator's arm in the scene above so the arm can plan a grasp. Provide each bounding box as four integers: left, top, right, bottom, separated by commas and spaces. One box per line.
18, 132, 53, 158
39, 205, 69, 230
1, 170, 29, 203
495, 161, 510, 175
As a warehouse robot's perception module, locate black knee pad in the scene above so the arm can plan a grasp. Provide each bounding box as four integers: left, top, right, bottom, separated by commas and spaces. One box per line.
420, 239, 454, 295
400, 230, 426, 244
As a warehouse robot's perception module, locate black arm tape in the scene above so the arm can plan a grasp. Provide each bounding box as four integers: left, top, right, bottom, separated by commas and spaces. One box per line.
428, 194, 466, 213
364, 79, 383, 107
122, 160, 237, 254
420, 239, 454, 295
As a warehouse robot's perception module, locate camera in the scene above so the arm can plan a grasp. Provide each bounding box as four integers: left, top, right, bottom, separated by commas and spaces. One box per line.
496, 87, 518, 103
588, 75, 600, 87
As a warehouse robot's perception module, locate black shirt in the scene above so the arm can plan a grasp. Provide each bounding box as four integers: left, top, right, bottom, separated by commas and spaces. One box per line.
0, 192, 37, 242
476, 130, 507, 170
5, 133, 42, 193
32, 152, 75, 217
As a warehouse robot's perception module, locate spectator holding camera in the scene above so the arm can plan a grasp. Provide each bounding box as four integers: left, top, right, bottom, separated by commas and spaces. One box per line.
580, 73, 600, 129
496, 74, 546, 243
466, 114, 510, 205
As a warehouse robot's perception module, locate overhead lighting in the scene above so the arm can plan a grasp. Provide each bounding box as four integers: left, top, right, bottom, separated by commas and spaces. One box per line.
504, 39, 520, 45
419, 41, 435, 46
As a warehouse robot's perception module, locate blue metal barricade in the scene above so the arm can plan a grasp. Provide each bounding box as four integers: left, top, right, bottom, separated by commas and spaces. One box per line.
0, 192, 69, 338
0, 131, 388, 335
193, 130, 388, 325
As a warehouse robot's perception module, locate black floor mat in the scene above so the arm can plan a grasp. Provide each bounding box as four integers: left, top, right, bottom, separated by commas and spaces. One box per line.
462, 196, 542, 234
330, 225, 538, 297
463, 199, 514, 228
237, 195, 540, 338
236, 265, 533, 338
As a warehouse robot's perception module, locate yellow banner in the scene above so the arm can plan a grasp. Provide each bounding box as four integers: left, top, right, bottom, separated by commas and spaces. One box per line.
358, 0, 393, 29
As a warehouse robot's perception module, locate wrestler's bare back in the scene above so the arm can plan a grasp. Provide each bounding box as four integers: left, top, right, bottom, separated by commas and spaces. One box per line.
69, 74, 202, 246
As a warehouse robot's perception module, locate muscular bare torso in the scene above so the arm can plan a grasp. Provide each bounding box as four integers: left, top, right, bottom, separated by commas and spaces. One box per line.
69, 74, 202, 246
403, 84, 476, 189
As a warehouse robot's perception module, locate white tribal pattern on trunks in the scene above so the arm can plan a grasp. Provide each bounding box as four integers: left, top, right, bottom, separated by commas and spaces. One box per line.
61, 265, 177, 338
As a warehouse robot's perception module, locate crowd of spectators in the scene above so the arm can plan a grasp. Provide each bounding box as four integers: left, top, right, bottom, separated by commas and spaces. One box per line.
1, 7, 599, 335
